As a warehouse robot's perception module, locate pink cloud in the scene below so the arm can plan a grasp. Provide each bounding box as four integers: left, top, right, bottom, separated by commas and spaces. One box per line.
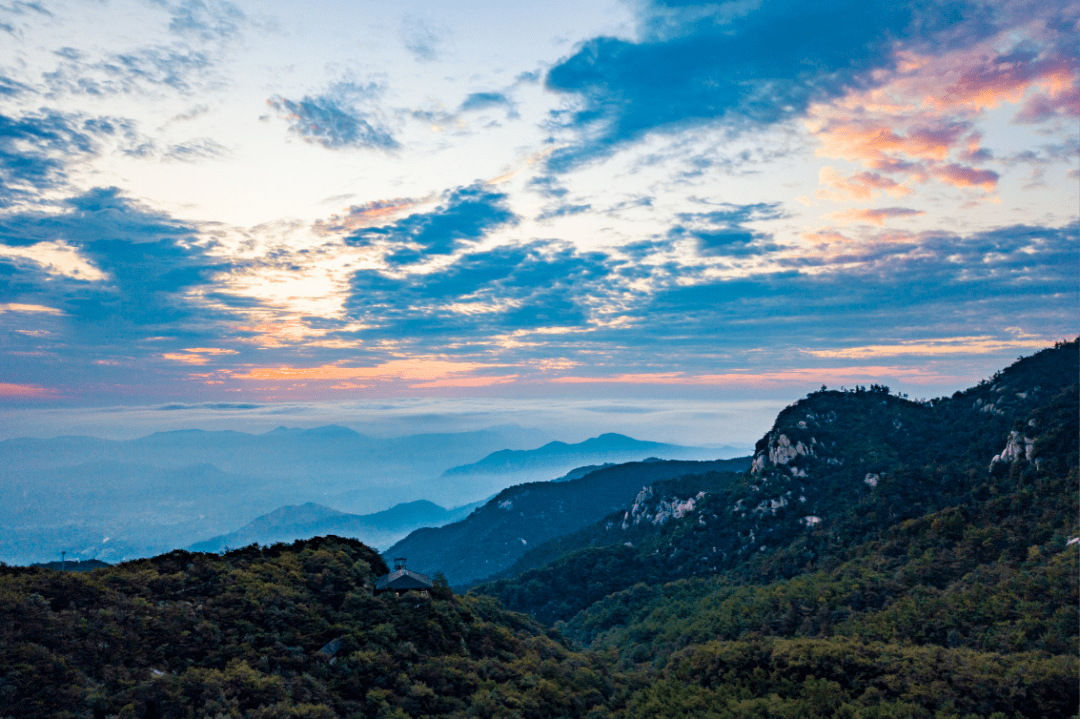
807, 16, 1077, 200
0, 382, 56, 398
1015, 84, 1080, 123
233, 359, 492, 382
831, 208, 925, 226
933, 164, 999, 190
313, 195, 434, 234
817, 167, 912, 202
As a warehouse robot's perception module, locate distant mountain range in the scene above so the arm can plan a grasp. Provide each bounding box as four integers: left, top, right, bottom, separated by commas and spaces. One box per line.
387, 456, 754, 585
0, 423, 734, 565
0, 424, 546, 493
439, 433, 725, 494
189, 499, 484, 553
0, 424, 546, 564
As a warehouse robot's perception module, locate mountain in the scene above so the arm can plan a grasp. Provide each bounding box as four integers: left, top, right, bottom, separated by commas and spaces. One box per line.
441, 433, 714, 481
385, 456, 753, 585
0, 424, 547, 564
2, 343, 1076, 719
553, 463, 616, 481
474, 340, 1080, 627
29, 558, 110, 572
0, 424, 546, 496
189, 499, 484, 553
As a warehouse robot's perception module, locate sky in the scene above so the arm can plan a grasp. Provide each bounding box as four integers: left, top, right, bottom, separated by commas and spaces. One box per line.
0, 0, 1077, 439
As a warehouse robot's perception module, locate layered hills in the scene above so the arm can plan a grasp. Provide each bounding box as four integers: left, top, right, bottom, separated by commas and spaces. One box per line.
443, 433, 716, 475
0, 425, 539, 565
385, 456, 753, 585
189, 499, 484, 553
0, 425, 726, 565
2, 341, 1076, 718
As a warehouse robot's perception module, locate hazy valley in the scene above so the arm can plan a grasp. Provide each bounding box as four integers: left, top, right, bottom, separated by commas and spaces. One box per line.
0, 426, 733, 566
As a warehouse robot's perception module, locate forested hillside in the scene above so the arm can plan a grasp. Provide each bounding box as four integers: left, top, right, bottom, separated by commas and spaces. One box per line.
474, 341, 1079, 717
476, 341, 1079, 623
0, 537, 628, 718
385, 457, 750, 585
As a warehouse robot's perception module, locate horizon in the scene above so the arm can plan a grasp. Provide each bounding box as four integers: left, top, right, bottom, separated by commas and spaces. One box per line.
1, 339, 1070, 445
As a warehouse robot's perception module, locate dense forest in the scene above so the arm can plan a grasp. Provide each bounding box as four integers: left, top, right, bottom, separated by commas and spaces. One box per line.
2, 341, 1077, 718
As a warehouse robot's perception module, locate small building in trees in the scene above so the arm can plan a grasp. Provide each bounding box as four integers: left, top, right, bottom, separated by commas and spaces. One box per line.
374, 558, 433, 597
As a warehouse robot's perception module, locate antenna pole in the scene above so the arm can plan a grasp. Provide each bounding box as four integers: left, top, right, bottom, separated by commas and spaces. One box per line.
61, 550, 66, 571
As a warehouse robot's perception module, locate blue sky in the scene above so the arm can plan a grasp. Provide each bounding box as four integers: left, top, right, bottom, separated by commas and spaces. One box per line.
0, 0, 1076, 417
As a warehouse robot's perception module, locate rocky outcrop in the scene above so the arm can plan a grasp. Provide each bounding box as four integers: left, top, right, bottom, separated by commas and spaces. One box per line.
990, 430, 1035, 469
752, 431, 818, 475
621, 485, 707, 529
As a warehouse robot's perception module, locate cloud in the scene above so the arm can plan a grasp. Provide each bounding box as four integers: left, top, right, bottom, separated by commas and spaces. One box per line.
267, 81, 398, 150
459, 92, 518, 119
527, 175, 568, 199
400, 15, 443, 62
0, 110, 112, 206
0, 75, 30, 96
0, 187, 231, 329
345, 182, 517, 262
817, 167, 911, 201
0, 0, 49, 36
343, 241, 617, 347
1014, 84, 1080, 123
167, 0, 246, 41
314, 196, 432, 234
668, 203, 785, 257
162, 137, 228, 162
536, 203, 591, 221
0, 382, 55, 398
932, 163, 999, 189
805, 6, 1078, 197
0, 302, 63, 314
831, 207, 925, 226
44, 46, 217, 96
549, 366, 955, 388
542, 0, 957, 169
803, 335, 1056, 358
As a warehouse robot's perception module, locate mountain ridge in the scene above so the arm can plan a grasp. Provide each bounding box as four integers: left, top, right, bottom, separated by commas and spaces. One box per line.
441, 432, 713, 477
388, 456, 753, 585
188, 498, 484, 554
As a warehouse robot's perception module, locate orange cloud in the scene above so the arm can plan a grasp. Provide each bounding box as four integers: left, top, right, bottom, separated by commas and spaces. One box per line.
0, 303, 63, 315
932, 164, 999, 190
183, 347, 238, 355
409, 374, 519, 389
162, 353, 210, 365
233, 359, 495, 383
313, 196, 433, 234
807, 21, 1075, 201
817, 167, 911, 202
0, 382, 56, 397
551, 365, 952, 388
804, 336, 1054, 359
830, 208, 924, 226
163, 348, 239, 364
